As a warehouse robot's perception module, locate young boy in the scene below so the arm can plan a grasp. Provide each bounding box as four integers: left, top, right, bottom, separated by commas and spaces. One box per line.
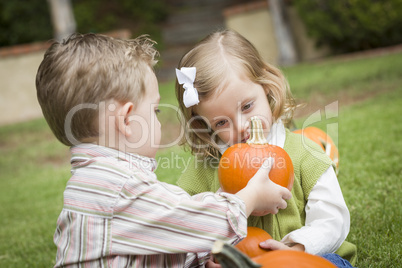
36, 33, 292, 267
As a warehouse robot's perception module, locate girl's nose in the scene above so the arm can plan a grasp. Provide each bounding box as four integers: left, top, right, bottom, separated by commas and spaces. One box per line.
240, 119, 250, 134
234, 116, 250, 136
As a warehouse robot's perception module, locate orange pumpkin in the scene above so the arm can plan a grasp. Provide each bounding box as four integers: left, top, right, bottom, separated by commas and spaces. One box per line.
293, 127, 339, 174
235, 227, 272, 258
252, 250, 336, 268
219, 117, 294, 194
212, 241, 336, 268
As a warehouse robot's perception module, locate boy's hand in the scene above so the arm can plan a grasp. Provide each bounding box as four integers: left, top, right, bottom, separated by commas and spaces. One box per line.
236, 158, 292, 216
248, 158, 292, 214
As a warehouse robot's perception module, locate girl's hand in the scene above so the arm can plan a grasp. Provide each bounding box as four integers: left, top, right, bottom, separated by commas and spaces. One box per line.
259, 239, 305, 251
205, 258, 221, 268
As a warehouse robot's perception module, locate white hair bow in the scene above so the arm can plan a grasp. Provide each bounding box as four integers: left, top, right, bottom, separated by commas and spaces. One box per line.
175, 67, 199, 108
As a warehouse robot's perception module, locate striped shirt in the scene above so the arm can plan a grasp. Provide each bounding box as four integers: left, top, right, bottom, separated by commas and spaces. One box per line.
54, 144, 247, 267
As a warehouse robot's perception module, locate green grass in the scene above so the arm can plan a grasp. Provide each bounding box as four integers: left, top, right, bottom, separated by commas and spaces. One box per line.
1, 51, 401, 267
283, 52, 402, 101
338, 90, 402, 267
302, 89, 402, 267
0, 120, 70, 267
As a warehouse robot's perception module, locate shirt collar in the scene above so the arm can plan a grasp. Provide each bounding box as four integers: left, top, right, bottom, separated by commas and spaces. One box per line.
70, 143, 157, 172
219, 119, 286, 155
266, 119, 286, 148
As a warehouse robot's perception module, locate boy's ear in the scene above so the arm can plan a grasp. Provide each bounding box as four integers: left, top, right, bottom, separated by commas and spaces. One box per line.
117, 102, 134, 137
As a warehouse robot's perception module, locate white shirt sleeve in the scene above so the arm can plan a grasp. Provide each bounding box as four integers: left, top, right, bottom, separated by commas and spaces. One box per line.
281, 166, 350, 255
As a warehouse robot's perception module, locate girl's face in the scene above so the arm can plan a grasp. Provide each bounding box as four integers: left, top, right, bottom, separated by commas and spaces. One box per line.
195, 72, 273, 147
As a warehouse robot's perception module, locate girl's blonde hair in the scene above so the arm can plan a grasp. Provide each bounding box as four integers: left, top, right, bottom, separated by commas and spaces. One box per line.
175, 29, 296, 158
36, 33, 158, 146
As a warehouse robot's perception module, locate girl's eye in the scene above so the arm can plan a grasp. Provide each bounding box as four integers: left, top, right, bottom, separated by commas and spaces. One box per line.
215, 119, 227, 128
242, 102, 253, 112
155, 108, 161, 115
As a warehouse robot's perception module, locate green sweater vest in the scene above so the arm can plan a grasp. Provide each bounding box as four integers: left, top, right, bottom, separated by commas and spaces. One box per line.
177, 130, 357, 265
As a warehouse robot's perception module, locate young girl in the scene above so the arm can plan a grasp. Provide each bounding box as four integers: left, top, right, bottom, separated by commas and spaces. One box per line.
175, 30, 357, 267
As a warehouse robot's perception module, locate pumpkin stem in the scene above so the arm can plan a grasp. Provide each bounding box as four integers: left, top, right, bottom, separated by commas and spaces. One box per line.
211, 240, 262, 268
246, 116, 268, 145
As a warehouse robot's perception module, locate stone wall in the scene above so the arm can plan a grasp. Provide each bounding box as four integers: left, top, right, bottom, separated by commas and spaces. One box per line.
0, 47, 47, 126
0, 30, 130, 126
224, 1, 279, 64
223, 1, 330, 65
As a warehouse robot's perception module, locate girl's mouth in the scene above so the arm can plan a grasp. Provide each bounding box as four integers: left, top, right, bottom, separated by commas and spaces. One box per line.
241, 134, 250, 143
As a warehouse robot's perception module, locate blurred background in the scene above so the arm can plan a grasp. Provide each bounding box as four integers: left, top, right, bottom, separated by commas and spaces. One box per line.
1, 0, 402, 126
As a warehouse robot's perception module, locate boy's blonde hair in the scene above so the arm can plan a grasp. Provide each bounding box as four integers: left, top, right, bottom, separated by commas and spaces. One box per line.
36, 33, 158, 146
175, 30, 296, 158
